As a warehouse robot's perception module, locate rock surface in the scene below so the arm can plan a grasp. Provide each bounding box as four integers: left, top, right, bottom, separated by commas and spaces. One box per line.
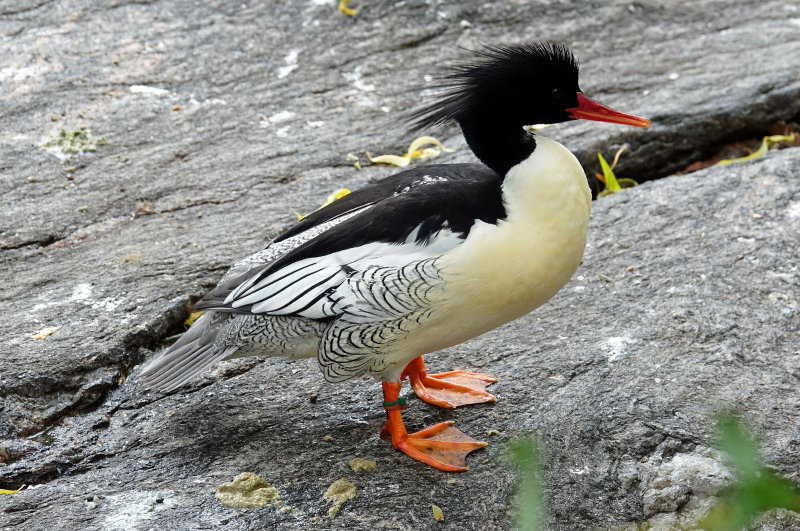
1, 0, 799, 529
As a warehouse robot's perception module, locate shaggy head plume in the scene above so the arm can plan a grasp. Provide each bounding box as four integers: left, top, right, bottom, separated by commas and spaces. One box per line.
408, 42, 580, 131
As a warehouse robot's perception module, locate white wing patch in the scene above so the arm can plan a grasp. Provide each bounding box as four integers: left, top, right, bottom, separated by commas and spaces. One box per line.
225, 227, 463, 319
394, 174, 449, 196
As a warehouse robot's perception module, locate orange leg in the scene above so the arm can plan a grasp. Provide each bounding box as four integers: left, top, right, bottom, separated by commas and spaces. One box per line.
402, 356, 497, 409
380, 381, 486, 472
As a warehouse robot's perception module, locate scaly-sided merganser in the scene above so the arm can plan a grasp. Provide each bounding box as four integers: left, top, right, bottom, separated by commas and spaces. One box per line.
141, 42, 650, 472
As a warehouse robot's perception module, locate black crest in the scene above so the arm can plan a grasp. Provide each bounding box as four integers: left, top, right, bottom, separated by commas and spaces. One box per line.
408, 42, 580, 131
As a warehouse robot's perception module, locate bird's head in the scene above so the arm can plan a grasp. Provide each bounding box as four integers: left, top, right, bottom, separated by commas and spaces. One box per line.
409, 42, 650, 131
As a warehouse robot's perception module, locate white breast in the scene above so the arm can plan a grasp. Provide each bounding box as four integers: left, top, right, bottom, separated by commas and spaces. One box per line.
404, 135, 592, 353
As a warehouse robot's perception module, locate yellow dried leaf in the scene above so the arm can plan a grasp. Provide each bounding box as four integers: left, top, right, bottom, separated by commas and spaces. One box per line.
366, 153, 411, 167
184, 311, 204, 327
344, 153, 362, 170
338, 0, 357, 16
33, 327, 57, 339
324, 188, 351, 204
0, 485, 25, 495
432, 504, 445, 521
717, 133, 795, 165
367, 136, 455, 168
407, 136, 455, 157
296, 188, 352, 220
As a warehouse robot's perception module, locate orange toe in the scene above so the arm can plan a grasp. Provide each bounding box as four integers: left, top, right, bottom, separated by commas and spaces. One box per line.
403, 357, 497, 408
397, 421, 487, 471
381, 381, 487, 472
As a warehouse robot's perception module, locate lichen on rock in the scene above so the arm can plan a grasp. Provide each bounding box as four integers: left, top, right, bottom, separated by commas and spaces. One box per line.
323, 478, 356, 518
347, 457, 376, 473
41, 126, 108, 161
215, 472, 282, 508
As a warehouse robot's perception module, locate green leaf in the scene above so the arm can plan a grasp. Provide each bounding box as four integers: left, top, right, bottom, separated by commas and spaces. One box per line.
510, 438, 546, 531
598, 152, 621, 192
699, 414, 800, 530
716, 413, 760, 477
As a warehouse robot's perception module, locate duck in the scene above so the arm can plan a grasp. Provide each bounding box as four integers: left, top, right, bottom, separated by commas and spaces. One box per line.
140, 41, 650, 472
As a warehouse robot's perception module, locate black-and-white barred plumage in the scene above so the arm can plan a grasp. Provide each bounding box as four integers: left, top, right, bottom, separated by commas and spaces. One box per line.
319, 258, 445, 381
217, 314, 326, 359
140, 164, 504, 391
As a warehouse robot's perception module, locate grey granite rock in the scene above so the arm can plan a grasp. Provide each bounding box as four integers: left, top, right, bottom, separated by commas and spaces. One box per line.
1, 0, 799, 529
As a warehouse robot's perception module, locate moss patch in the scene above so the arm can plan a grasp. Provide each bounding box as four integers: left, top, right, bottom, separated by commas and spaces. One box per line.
41, 127, 108, 161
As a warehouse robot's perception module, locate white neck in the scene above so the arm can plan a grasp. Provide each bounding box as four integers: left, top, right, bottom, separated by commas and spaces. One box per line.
503, 136, 591, 226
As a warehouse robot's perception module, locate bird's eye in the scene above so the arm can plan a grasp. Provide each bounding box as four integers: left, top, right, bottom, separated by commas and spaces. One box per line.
551, 87, 564, 99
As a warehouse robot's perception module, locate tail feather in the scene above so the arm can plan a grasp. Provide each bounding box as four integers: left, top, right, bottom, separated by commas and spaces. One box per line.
140, 313, 233, 392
